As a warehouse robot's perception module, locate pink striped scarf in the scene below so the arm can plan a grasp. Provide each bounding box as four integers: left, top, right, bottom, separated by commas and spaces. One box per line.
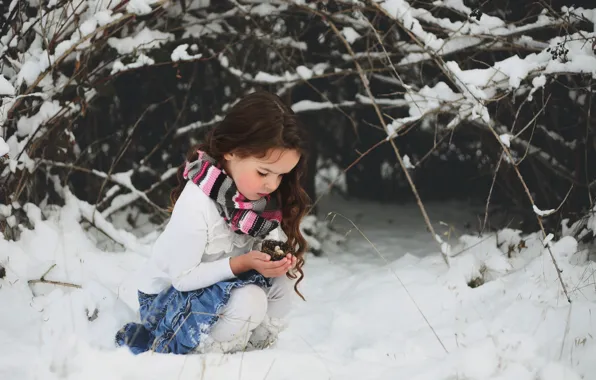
183, 150, 282, 238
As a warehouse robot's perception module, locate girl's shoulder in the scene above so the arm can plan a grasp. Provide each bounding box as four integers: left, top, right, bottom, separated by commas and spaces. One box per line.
171, 181, 220, 223
173, 180, 256, 253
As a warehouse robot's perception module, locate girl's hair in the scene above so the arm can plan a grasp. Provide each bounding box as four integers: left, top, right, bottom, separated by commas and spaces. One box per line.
170, 90, 310, 300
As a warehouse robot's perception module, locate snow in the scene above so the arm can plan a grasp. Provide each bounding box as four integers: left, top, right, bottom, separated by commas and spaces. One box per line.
176, 114, 224, 136
111, 54, 155, 74
273, 37, 307, 50
407, 82, 462, 117
495, 55, 538, 89
183, 22, 225, 39
544, 233, 555, 246
171, 44, 203, 61
341, 27, 361, 44
292, 99, 356, 112
126, 0, 159, 15
533, 205, 556, 217
315, 158, 347, 195
16, 100, 62, 137
17, 55, 47, 87
250, 3, 285, 16
251, 64, 327, 84
96, 10, 116, 26
540, 362, 582, 380
529, 75, 547, 99
403, 155, 415, 169
587, 206, 596, 235
0, 74, 15, 95
499, 133, 513, 147
107, 27, 173, 55
441, 31, 596, 97
533, 74, 547, 89
382, 0, 445, 53
386, 81, 462, 135
1, 193, 595, 380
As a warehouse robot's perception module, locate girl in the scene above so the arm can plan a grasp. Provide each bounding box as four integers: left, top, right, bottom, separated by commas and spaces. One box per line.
115, 91, 310, 355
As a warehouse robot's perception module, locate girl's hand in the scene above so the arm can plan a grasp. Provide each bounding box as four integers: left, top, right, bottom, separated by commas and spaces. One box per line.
287, 253, 297, 270
230, 251, 293, 277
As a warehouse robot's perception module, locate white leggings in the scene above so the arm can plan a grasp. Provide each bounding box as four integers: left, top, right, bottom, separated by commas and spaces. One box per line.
207, 274, 295, 349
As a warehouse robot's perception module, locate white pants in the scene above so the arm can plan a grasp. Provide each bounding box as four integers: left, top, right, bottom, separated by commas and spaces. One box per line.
205, 274, 295, 352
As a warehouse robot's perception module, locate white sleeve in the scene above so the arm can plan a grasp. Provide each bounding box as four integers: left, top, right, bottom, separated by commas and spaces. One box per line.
160, 184, 237, 292
171, 256, 235, 292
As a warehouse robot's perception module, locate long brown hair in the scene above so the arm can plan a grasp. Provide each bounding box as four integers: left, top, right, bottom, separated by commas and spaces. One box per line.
170, 91, 310, 300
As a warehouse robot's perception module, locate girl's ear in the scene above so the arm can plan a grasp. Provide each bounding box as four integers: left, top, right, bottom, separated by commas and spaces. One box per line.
223, 153, 234, 161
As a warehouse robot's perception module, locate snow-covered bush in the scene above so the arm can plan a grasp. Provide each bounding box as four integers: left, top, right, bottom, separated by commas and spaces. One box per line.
0, 0, 595, 245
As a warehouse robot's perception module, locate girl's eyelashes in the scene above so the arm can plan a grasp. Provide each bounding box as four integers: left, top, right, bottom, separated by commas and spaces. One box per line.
257, 170, 284, 178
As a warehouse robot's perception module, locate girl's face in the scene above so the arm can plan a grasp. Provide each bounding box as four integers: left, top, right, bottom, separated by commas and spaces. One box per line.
223, 148, 300, 200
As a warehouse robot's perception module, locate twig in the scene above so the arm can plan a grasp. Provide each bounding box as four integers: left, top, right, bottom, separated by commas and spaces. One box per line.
28, 278, 82, 288
586, 79, 593, 208
40, 264, 56, 280
27, 264, 82, 288
483, 153, 503, 234
262, 359, 276, 380
513, 94, 552, 139
486, 122, 572, 302
559, 302, 573, 360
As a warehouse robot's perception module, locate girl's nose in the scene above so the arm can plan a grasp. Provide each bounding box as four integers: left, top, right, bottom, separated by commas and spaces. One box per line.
265, 176, 279, 191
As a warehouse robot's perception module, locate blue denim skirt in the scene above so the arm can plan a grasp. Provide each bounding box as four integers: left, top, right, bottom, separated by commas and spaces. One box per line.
115, 271, 270, 355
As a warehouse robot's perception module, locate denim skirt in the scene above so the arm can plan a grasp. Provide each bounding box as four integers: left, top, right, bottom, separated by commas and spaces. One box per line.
115, 270, 269, 355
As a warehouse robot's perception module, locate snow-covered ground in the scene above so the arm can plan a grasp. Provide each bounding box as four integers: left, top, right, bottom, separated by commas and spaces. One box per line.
1, 195, 595, 380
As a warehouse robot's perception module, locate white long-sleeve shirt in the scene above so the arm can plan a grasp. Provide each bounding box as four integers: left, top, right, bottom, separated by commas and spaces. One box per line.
136, 180, 284, 294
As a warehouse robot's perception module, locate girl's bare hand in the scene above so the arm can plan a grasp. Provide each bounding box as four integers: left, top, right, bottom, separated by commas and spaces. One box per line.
287, 253, 297, 270
231, 251, 293, 277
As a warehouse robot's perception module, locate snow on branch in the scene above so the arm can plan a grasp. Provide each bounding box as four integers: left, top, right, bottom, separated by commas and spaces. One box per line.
218, 54, 329, 84
377, 1, 591, 66
101, 166, 179, 218
39, 160, 166, 213
177, 93, 409, 138
371, 0, 595, 138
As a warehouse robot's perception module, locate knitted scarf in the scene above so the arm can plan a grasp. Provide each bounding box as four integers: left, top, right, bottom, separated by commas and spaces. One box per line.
183, 150, 282, 238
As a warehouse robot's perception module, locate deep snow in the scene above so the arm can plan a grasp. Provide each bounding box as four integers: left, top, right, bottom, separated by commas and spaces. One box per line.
0, 195, 595, 380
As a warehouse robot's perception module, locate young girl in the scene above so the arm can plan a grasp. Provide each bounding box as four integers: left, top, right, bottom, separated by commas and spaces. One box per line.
115, 91, 310, 355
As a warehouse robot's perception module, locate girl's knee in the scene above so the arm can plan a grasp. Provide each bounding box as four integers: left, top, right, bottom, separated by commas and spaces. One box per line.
268, 275, 295, 301
226, 284, 268, 325
265, 276, 295, 319
209, 284, 268, 344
